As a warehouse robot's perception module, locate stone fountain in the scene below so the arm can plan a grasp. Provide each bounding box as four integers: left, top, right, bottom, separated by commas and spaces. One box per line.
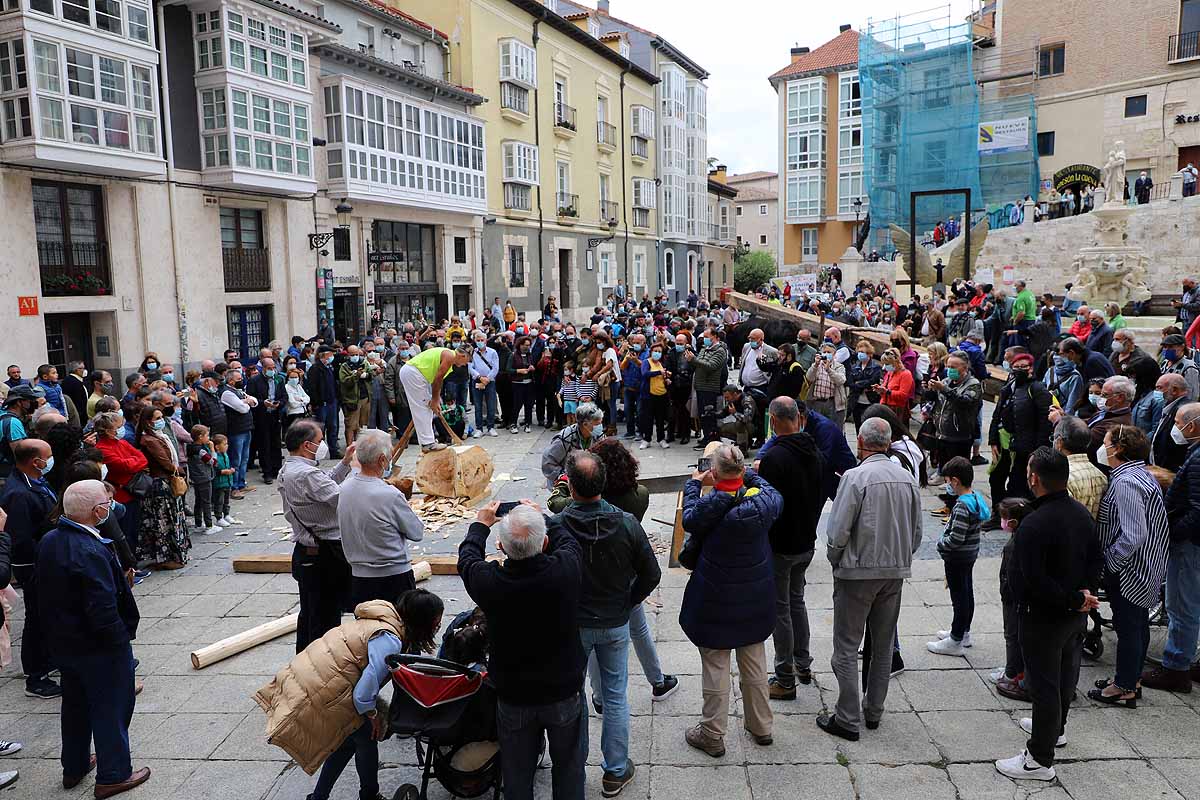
1067, 141, 1152, 308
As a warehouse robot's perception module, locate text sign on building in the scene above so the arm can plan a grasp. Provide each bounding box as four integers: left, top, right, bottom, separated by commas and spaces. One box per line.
978, 117, 1029, 155
367, 251, 405, 264
17, 296, 38, 316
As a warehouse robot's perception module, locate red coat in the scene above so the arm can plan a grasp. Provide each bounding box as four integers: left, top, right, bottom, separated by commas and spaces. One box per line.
879, 366, 915, 420
96, 436, 149, 503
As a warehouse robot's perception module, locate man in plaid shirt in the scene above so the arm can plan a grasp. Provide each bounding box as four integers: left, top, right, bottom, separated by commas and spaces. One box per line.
1053, 416, 1108, 519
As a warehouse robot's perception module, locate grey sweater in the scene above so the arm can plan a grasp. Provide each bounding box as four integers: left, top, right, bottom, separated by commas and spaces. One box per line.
336, 473, 425, 578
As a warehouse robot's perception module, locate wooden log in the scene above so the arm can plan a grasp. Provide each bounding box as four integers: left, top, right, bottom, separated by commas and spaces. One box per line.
233, 554, 291, 573
190, 613, 299, 669
422, 553, 505, 575
415, 444, 495, 499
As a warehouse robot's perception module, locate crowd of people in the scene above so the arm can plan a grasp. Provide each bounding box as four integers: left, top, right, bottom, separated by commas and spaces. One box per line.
1, 274, 1199, 797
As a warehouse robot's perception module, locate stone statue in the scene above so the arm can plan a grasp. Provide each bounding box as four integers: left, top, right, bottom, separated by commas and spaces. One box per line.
1101, 142, 1127, 207
888, 216, 989, 288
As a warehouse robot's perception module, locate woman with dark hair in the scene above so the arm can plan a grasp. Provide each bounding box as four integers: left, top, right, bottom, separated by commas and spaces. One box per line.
135, 405, 190, 569
766, 344, 806, 402
586, 329, 619, 432
507, 335, 537, 433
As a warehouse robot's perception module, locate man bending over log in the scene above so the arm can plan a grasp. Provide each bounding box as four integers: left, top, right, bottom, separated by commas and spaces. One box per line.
399, 344, 472, 452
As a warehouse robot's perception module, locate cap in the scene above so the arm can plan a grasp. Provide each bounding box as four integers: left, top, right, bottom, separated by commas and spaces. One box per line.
1010, 353, 1034, 367
200, 370, 220, 381
1162, 334, 1186, 347
5, 384, 43, 403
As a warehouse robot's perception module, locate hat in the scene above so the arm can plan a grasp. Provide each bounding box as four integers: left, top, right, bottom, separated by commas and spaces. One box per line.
200, 370, 220, 381
4, 384, 43, 404
1010, 353, 1034, 367
1162, 334, 1186, 347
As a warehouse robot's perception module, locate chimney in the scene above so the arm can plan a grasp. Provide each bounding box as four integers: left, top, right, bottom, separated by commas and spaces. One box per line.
597, 0, 609, 12
790, 45, 809, 63
839, 23, 851, 33
710, 164, 728, 184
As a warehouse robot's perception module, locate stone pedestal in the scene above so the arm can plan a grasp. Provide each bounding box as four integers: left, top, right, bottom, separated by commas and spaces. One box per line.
1066, 206, 1151, 308
838, 246, 864, 287
1022, 199, 1037, 227
1170, 173, 1184, 202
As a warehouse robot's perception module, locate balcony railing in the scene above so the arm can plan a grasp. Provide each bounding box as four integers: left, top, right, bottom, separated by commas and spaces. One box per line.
222, 247, 271, 291
38, 241, 112, 296
504, 183, 531, 211
632, 208, 650, 228
500, 82, 529, 115
555, 103, 577, 131
556, 192, 579, 218
631, 135, 648, 159
597, 121, 617, 148
1169, 30, 1200, 63
600, 199, 619, 224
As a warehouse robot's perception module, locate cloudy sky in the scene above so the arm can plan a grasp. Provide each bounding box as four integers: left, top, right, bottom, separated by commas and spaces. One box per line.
609, 0, 976, 175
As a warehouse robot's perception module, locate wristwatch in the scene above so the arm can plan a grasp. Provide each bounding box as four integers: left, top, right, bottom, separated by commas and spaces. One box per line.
364, 709, 378, 720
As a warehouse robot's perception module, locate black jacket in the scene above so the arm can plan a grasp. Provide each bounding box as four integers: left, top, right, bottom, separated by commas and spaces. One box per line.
0, 471, 57, 567
247, 372, 286, 419
554, 499, 660, 629
756, 432, 825, 554
767, 361, 806, 401
847, 360, 883, 408
1008, 491, 1101, 618
1152, 399, 1190, 472
194, 386, 228, 436
1110, 347, 1161, 400
1166, 444, 1200, 545
989, 376, 1052, 454
458, 520, 585, 706
63, 373, 88, 420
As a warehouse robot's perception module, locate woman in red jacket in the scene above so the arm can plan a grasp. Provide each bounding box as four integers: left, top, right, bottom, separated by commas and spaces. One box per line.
876, 347, 916, 425
93, 411, 149, 550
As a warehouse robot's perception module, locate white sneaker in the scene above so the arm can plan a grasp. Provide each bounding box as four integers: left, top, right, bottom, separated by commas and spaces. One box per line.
638, 441, 649, 450
660, 440, 670, 449
471, 430, 482, 439
509, 426, 519, 434
193, 525, 208, 535
225, 516, 243, 525
524, 425, 531, 433
0, 740, 21, 756
989, 668, 1006, 684
994, 750, 1055, 781
215, 518, 231, 527
936, 630, 973, 647
0, 770, 17, 790
1019, 717, 1066, 747
488, 428, 499, 437
206, 525, 223, 534
926, 637, 967, 656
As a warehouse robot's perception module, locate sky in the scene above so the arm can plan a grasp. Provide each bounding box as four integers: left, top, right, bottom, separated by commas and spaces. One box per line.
605, 0, 976, 176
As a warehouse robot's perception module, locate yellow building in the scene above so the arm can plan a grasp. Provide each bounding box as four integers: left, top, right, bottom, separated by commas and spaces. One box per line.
394, 0, 659, 316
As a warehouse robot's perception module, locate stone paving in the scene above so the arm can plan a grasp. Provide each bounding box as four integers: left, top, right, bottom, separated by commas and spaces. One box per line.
3, 422, 1200, 800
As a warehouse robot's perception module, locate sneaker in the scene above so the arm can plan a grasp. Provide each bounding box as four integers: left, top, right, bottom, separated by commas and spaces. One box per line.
24, 677, 62, 699
0, 741, 21, 757
1019, 717, 1066, 747
592, 695, 603, 715
936, 630, 973, 647
133, 569, 151, 582
768, 677, 796, 701
684, 724, 725, 757
996, 675, 1030, 701
989, 668, 1007, 684
927, 637, 967, 657
524, 425, 531, 433
509, 426, 519, 434
994, 750, 1055, 781
215, 518, 231, 527
192, 525, 207, 535
890, 652, 906, 678
660, 441, 670, 449
471, 430, 482, 439
970, 455, 990, 467
422, 442, 448, 452
487, 428, 499, 437
638, 441, 649, 450
0, 771, 16, 791
600, 761, 635, 798
224, 516, 243, 525
651, 674, 679, 701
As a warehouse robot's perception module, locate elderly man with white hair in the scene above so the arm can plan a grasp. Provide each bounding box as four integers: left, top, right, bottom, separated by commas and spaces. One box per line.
36, 480, 150, 797
818, 417, 923, 742
1077, 375, 1136, 468
459, 500, 587, 800
336, 429, 424, 605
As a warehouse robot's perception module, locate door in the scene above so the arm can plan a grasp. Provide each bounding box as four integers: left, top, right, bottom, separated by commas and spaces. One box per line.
44, 313, 92, 373
1180, 145, 1200, 172
558, 249, 571, 309
452, 285, 470, 318
333, 288, 362, 343
227, 305, 273, 363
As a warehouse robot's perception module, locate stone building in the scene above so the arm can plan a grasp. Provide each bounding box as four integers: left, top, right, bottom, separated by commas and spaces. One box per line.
727, 170, 778, 264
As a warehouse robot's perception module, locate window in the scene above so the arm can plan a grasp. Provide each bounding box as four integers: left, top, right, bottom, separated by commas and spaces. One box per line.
127, 4, 149, 41
1124, 94, 1147, 117
786, 78, 825, 126
759, 234, 768, 246
759, 204, 768, 215
250, 45, 268, 76
787, 129, 825, 171
248, 18, 265, 40
229, 39, 246, 70
1037, 131, 1055, 156
134, 115, 153, 152
630, 105, 654, 138
32, 181, 108, 291
254, 138, 272, 170
500, 82, 528, 114
39, 98, 64, 139
98, 57, 126, 105
498, 39, 536, 88
70, 103, 98, 143
201, 88, 226, 131
270, 52, 287, 82
633, 252, 645, 286
61, 0, 89, 25
1038, 43, 1065, 77
66, 48, 95, 98
95, 0, 121, 34
33, 41, 59, 93
332, 227, 350, 261
508, 245, 525, 287
664, 250, 675, 288
838, 72, 861, 118
586, 16, 600, 38
501, 140, 538, 184
131, 64, 152, 111
632, 177, 655, 209
454, 236, 467, 263
736, 206, 743, 216
227, 11, 243, 33
923, 67, 950, 109
598, 250, 613, 288
838, 123, 863, 167
786, 174, 823, 218
0, 40, 26, 93
837, 170, 865, 214
801, 228, 818, 261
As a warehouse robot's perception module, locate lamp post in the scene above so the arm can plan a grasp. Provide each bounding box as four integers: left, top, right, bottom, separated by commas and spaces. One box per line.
852, 196, 863, 246
308, 199, 354, 250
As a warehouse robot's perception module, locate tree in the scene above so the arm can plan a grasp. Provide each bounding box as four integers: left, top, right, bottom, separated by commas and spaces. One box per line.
733, 251, 776, 294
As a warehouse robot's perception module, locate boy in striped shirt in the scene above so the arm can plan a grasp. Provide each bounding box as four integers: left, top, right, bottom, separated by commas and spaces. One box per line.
928, 456, 989, 657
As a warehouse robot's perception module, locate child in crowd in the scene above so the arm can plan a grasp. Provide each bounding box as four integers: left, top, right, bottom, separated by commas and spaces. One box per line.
187, 424, 221, 534
559, 363, 579, 426
211, 434, 237, 527
993, 497, 1033, 700
927, 456, 990, 657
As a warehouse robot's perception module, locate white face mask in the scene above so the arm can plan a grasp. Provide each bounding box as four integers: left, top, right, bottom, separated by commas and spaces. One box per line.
1172, 424, 1191, 446
1091, 395, 1107, 411
100, 463, 109, 481
1095, 444, 1111, 467
1111, 340, 1126, 354
314, 439, 330, 461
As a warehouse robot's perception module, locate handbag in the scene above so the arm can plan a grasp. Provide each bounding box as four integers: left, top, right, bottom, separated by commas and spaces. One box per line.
169, 475, 188, 497
124, 471, 154, 499
916, 417, 939, 451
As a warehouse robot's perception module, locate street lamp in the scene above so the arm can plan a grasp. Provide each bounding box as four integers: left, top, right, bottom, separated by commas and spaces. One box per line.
309, 200, 355, 250
587, 217, 619, 249
335, 200, 353, 228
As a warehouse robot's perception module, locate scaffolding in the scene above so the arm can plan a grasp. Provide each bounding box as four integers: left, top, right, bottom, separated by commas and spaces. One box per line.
860, 5, 1038, 253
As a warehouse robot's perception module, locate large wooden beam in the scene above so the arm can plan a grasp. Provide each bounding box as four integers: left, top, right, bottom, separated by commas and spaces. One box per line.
233, 553, 498, 576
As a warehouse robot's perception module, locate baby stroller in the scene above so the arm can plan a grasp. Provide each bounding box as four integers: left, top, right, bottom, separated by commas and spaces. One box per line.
386, 653, 500, 800
1083, 579, 1169, 661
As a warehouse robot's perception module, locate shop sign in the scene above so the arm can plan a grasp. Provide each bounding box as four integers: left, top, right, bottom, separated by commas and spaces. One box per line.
979, 117, 1029, 154
1176, 114, 1200, 124
1052, 164, 1102, 192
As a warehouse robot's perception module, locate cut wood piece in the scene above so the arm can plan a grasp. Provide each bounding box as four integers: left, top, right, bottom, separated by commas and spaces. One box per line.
415, 444, 495, 499
421, 553, 505, 575
411, 560, 432, 583
233, 554, 291, 574
191, 613, 299, 669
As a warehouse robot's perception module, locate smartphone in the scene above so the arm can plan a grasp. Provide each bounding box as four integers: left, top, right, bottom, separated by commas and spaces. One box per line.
495, 501, 521, 517
696, 457, 711, 473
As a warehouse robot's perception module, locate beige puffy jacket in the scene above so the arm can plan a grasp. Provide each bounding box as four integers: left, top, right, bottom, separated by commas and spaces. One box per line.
254, 600, 404, 774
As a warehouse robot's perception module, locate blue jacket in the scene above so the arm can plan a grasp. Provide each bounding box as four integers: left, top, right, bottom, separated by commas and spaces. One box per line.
621, 350, 645, 392
0, 470, 57, 566
678, 470, 782, 650
36, 517, 140, 658
959, 340, 988, 379
757, 410, 856, 500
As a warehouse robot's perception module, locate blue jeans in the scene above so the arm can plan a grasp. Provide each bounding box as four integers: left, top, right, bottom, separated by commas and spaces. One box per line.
443, 379, 469, 408
471, 382, 497, 430
1163, 540, 1200, 671
311, 720, 377, 800
944, 557, 976, 641
1106, 576, 1150, 690
589, 604, 663, 698
496, 692, 587, 800
228, 431, 251, 490
579, 624, 631, 776
623, 389, 640, 437
59, 642, 136, 785
314, 403, 340, 456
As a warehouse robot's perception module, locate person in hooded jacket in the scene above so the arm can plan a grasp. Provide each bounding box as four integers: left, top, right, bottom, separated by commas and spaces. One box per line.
678, 443, 783, 758
985, 352, 1052, 529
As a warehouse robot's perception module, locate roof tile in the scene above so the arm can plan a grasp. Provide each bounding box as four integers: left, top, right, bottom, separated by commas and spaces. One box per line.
769, 29, 859, 81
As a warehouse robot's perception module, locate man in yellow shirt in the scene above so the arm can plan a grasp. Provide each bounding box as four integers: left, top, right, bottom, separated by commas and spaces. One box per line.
398, 345, 471, 452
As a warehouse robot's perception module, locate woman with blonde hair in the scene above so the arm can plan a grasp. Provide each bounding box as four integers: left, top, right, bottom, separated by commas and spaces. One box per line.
877, 347, 916, 424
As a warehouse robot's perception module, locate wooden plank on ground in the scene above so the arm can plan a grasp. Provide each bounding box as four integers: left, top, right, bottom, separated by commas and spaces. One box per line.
233, 554, 291, 573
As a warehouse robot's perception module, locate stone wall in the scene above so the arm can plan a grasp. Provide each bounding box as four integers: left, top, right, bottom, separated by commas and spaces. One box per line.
974, 195, 1200, 295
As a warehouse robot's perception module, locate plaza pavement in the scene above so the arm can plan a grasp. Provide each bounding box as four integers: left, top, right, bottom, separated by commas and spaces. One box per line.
3, 417, 1200, 800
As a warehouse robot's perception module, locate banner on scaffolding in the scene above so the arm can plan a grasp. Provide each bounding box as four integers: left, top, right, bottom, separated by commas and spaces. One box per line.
978, 117, 1029, 155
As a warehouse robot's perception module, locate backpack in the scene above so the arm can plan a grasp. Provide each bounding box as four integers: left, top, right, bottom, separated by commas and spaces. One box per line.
0, 411, 18, 470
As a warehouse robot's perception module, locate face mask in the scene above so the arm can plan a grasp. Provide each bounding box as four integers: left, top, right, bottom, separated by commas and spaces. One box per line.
1077, 314, 1087, 322
264, 370, 276, 378
597, 343, 606, 351
102, 381, 114, 392
822, 352, 833, 361
475, 340, 486, 349
945, 367, 960, 380
750, 341, 761, 350
96, 501, 112, 525
1002, 360, 1010, 371
942, 482, 954, 495
1111, 341, 1126, 354
651, 351, 662, 361
1151, 390, 1164, 405
146, 361, 157, 370
322, 357, 333, 367
1053, 355, 1068, 367
1162, 348, 1179, 362
38, 455, 54, 476
314, 439, 329, 461
1013, 369, 1030, 382
580, 337, 590, 346
883, 364, 896, 373
857, 352, 869, 363
675, 344, 685, 352
1091, 395, 1107, 410
1095, 443, 1110, 467
350, 355, 362, 364
153, 419, 166, 431
702, 338, 710, 348
1172, 424, 1191, 445
287, 377, 299, 387
631, 343, 642, 352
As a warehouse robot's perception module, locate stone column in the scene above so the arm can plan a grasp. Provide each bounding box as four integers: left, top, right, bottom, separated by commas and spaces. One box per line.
1022, 199, 1036, 227
1170, 173, 1184, 202
838, 245, 863, 287
1094, 186, 1107, 207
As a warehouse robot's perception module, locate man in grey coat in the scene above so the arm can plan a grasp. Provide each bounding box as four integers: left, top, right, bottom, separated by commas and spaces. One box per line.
817, 417, 923, 741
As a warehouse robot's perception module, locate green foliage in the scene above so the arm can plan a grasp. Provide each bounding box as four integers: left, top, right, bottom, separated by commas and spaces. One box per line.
733, 251, 777, 293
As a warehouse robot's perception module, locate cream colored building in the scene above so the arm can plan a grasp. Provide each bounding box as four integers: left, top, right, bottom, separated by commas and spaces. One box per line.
397, 0, 659, 317
727, 171, 778, 263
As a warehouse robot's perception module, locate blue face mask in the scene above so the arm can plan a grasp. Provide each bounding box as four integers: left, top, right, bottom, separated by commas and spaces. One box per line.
632, 343, 642, 352
857, 351, 869, 362
350, 355, 362, 364
153, 419, 166, 431
264, 370, 276, 378
751, 341, 761, 349
38, 455, 54, 476
288, 377, 299, 386
163, 373, 175, 383
945, 367, 961, 380
651, 351, 662, 361
675, 344, 685, 352
1151, 390, 1165, 404
1163, 348, 1179, 362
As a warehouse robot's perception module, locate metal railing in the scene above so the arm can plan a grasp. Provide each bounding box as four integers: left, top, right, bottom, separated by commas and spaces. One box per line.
222, 247, 271, 291
500, 82, 529, 115
1170, 30, 1200, 63
556, 192, 579, 217
597, 121, 616, 148
554, 103, 577, 131
630, 135, 648, 159
600, 199, 619, 223
38, 241, 112, 296
504, 183, 531, 211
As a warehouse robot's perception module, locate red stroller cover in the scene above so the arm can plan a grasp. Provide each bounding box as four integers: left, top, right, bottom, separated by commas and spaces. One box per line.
391, 661, 487, 709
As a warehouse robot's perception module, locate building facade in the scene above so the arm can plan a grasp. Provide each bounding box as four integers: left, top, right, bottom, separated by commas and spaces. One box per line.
998, 0, 1200, 201
727, 170, 778, 263
702, 166, 736, 297
769, 25, 865, 273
